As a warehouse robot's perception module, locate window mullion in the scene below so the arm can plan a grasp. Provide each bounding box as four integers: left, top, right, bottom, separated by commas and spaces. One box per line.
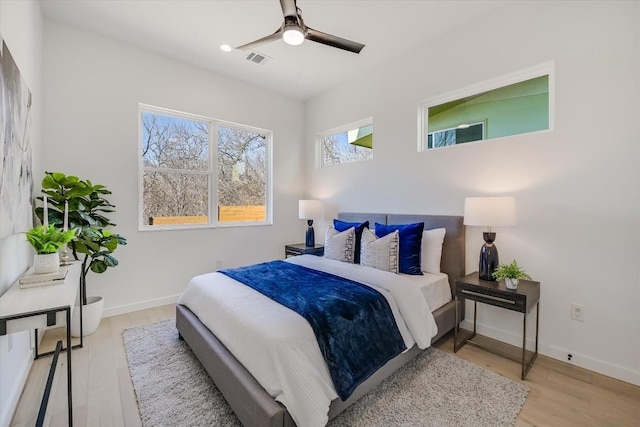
210, 121, 219, 226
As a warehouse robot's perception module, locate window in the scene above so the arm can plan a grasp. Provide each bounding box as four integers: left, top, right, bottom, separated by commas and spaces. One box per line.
318, 118, 373, 167
420, 63, 552, 151
139, 105, 271, 229
427, 122, 484, 149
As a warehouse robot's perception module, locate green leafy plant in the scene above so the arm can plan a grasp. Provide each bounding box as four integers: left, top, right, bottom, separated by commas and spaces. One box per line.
25, 224, 77, 254
492, 260, 532, 281
37, 172, 127, 305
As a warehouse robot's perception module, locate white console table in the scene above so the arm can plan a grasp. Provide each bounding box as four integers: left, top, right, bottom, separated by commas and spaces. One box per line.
0, 261, 81, 426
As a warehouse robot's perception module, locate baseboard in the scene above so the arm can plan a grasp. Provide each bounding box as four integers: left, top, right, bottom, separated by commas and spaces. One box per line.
0, 347, 33, 427
546, 344, 640, 386
102, 294, 181, 318
459, 319, 640, 386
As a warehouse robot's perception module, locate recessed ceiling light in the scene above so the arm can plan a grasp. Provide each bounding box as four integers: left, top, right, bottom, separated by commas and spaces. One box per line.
220, 44, 233, 52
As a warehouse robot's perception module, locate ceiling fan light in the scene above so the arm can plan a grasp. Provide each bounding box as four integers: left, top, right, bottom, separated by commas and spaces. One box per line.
283, 25, 305, 46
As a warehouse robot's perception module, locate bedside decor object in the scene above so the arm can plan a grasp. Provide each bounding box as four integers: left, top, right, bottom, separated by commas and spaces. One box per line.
492, 260, 532, 289
25, 224, 77, 274
464, 196, 516, 281
298, 199, 322, 247
37, 172, 127, 336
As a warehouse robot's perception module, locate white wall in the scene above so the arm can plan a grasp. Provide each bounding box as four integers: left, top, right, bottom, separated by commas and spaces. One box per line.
0, 2, 43, 426
41, 20, 306, 315
304, 1, 640, 385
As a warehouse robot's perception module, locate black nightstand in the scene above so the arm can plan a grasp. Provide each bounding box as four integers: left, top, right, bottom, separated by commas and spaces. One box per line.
454, 272, 540, 380
285, 243, 324, 258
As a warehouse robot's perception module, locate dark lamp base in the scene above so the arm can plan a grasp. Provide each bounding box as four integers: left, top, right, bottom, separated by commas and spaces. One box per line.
479, 232, 499, 281
305, 220, 315, 247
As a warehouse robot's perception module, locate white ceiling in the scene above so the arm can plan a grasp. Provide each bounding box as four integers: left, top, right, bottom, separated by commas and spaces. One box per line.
40, 0, 507, 100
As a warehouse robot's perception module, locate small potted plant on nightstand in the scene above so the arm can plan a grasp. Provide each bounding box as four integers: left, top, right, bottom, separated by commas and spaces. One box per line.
492, 260, 531, 290
25, 225, 77, 273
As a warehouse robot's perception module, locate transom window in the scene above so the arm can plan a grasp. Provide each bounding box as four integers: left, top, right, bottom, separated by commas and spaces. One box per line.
318, 118, 373, 167
139, 105, 271, 229
420, 62, 553, 151
428, 122, 485, 149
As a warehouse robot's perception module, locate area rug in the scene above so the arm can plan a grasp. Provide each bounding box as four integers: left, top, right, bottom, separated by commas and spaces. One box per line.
123, 319, 528, 426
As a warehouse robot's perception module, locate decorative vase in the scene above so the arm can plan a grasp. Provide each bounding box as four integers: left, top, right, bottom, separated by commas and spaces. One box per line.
34, 253, 60, 274
505, 277, 519, 290
70, 296, 104, 337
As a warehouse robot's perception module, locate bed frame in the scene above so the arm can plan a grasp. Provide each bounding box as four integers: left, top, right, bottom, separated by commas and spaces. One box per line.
176, 213, 465, 427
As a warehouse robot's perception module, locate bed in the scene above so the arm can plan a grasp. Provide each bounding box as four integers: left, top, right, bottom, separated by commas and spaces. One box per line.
176, 213, 465, 427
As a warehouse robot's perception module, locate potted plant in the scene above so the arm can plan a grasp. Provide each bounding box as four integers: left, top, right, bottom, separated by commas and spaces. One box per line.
37, 172, 127, 336
492, 260, 532, 290
25, 224, 77, 273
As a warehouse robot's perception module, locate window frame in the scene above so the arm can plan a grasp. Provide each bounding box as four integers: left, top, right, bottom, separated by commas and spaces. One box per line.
418, 61, 554, 152
138, 104, 273, 231
316, 117, 374, 168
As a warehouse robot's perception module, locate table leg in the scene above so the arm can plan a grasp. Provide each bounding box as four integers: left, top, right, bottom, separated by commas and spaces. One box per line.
66, 308, 73, 426
535, 302, 539, 354
473, 300, 477, 334
454, 295, 459, 352
522, 310, 527, 380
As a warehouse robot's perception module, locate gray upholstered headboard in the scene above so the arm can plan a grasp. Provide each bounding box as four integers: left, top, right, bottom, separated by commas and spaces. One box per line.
336, 213, 465, 292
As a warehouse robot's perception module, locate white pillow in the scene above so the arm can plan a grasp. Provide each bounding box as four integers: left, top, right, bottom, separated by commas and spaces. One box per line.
421, 228, 446, 274
324, 226, 355, 263
360, 228, 399, 273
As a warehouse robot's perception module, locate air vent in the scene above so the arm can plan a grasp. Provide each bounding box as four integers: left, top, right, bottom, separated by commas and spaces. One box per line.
245, 51, 271, 65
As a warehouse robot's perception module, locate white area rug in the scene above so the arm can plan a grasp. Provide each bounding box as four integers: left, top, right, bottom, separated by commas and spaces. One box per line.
123, 319, 528, 426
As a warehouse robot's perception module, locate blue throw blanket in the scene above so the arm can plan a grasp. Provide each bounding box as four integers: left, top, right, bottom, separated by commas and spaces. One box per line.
218, 260, 406, 400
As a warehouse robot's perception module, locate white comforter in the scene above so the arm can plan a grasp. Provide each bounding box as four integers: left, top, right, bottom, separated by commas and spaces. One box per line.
177, 255, 437, 427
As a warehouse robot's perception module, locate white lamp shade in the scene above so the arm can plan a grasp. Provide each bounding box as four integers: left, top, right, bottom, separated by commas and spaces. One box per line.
464, 196, 516, 227
298, 200, 322, 220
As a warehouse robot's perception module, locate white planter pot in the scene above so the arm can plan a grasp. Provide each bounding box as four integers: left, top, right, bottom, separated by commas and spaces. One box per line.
505, 278, 519, 290
34, 253, 60, 274
71, 296, 104, 337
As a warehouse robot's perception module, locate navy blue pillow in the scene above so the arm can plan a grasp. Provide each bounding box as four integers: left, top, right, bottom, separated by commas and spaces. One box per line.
333, 220, 369, 264
374, 222, 424, 275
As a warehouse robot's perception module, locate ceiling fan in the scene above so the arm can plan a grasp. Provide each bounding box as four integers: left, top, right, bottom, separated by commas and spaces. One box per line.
236, 0, 365, 54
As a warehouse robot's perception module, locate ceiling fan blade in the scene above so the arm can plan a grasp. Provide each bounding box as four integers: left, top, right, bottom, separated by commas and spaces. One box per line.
279, 0, 298, 19
306, 27, 365, 54
236, 28, 283, 51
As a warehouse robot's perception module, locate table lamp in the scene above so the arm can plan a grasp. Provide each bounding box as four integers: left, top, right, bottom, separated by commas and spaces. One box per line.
298, 200, 322, 247
464, 196, 516, 281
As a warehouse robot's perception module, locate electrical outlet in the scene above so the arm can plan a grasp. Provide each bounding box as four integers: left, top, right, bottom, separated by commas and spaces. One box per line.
570, 303, 585, 322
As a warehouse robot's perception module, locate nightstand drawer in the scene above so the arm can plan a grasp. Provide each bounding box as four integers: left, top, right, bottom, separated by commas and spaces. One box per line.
455, 274, 539, 314
458, 288, 526, 312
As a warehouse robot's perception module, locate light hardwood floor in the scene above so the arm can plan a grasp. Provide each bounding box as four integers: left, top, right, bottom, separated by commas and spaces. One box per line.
11, 304, 640, 426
